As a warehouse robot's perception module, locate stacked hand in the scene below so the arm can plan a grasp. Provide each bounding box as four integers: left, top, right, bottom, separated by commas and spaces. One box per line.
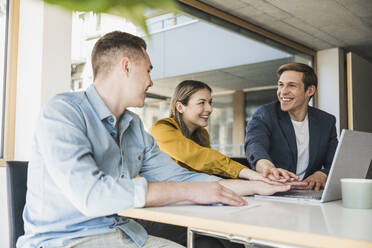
254, 159, 329, 191
255, 159, 308, 188
239, 168, 287, 185
247, 180, 291, 195
193, 159, 328, 207
256, 159, 299, 181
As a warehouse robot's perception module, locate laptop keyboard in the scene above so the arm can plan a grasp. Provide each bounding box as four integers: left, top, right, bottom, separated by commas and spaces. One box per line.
273, 189, 323, 200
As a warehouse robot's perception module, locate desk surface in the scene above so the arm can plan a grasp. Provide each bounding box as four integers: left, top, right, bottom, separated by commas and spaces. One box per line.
121, 197, 372, 248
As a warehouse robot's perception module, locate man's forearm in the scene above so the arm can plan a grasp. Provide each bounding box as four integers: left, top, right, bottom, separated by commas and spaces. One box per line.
145, 181, 247, 207
218, 179, 256, 196
145, 182, 192, 207
219, 179, 291, 196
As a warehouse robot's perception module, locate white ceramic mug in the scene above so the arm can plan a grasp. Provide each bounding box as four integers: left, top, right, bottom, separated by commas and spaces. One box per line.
340, 178, 372, 209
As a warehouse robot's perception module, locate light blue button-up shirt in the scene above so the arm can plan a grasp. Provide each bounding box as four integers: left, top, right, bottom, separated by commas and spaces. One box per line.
17, 85, 219, 248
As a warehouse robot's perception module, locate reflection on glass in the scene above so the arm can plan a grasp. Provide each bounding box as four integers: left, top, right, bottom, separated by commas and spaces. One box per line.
245, 89, 278, 124
208, 94, 233, 156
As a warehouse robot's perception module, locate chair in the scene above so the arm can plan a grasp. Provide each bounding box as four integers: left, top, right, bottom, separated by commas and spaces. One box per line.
6, 161, 28, 248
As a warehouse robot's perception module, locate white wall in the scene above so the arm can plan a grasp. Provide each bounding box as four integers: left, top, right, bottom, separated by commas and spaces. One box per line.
316, 48, 347, 135
148, 21, 291, 80
0, 0, 72, 247
14, 0, 71, 160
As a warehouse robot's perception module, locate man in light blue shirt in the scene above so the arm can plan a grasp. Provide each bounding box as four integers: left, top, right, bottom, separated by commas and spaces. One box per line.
18, 31, 290, 248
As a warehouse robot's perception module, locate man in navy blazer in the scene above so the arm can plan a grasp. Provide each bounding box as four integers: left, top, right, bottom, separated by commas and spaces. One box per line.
245, 63, 338, 191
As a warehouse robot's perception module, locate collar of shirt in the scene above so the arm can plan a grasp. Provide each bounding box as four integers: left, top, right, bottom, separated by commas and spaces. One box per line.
86, 84, 134, 138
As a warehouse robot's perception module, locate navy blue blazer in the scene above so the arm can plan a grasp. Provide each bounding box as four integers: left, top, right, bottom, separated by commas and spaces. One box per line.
245, 101, 338, 179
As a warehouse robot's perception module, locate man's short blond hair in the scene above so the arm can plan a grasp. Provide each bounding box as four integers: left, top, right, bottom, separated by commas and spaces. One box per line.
91, 31, 147, 80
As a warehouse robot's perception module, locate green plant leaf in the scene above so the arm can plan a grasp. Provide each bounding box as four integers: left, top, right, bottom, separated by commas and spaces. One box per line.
42, 0, 179, 38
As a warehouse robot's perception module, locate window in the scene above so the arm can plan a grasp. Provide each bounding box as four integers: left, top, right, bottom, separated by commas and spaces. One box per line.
71, 12, 139, 91
140, 8, 313, 155
70, 4, 314, 157
131, 97, 170, 131
145, 13, 196, 34
245, 88, 278, 124
207, 94, 233, 155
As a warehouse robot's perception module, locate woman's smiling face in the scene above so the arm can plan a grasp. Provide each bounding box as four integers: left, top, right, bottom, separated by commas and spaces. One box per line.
177, 88, 213, 134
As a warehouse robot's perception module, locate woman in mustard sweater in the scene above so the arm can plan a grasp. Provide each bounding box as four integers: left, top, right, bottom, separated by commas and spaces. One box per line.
149, 80, 273, 181
140, 80, 291, 248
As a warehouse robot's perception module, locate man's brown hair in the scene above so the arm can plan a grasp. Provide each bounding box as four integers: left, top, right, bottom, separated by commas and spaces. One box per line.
91, 31, 147, 80
277, 62, 317, 90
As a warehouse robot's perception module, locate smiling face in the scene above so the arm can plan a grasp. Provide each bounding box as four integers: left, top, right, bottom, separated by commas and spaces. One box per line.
176, 88, 213, 134
277, 70, 315, 121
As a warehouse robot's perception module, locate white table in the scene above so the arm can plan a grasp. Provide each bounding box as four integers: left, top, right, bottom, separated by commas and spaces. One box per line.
121, 197, 372, 247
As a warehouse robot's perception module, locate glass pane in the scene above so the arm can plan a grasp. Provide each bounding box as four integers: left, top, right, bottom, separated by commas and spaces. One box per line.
176, 15, 193, 25
245, 89, 278, 124
0, 0, 8, 158
130, 98, 170, 131
70, 9, 314, 156
207, 94, 233, 156
144, 11, 313, 155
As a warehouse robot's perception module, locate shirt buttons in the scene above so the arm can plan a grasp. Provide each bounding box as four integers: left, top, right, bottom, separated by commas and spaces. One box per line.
138, 155, 142, 160
120, 174, 124, 178
111, 132, 115, 137
108, 117, 114, 123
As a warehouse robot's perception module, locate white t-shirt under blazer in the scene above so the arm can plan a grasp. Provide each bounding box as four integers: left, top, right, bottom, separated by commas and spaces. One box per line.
291, 114, 309, 181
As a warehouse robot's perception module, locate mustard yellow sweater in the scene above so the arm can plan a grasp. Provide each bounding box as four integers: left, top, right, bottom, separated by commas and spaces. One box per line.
149, 118, 245, 178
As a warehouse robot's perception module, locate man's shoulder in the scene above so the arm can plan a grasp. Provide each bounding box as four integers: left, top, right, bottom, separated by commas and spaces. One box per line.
252, 101, 279, 119
43, 91, 86, 115
48, 91, 85, 107
308, 106, 336, 122
254, 101, 277, 112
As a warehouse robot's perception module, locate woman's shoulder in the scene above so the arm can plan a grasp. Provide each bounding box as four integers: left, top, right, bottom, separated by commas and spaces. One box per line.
150, 117, 180, 134
153, 117, 179, 128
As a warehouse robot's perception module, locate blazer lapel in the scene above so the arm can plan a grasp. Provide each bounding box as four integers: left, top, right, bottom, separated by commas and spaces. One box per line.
308, 107, 320, 175
276, 104, 297, 171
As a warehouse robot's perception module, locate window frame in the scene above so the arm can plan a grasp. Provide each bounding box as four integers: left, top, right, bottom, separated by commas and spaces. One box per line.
0, 0, 19, 166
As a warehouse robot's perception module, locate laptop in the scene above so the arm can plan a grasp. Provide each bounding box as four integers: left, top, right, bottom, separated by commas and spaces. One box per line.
255, 129, 372, 203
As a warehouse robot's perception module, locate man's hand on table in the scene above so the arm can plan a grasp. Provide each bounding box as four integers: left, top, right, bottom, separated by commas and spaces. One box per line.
303, 171, 327, 191
187, 181, 247, 206
239, 168, 288, 185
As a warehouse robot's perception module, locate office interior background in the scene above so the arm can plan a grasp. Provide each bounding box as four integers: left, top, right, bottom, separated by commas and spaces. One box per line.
1, 0, 372, 246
